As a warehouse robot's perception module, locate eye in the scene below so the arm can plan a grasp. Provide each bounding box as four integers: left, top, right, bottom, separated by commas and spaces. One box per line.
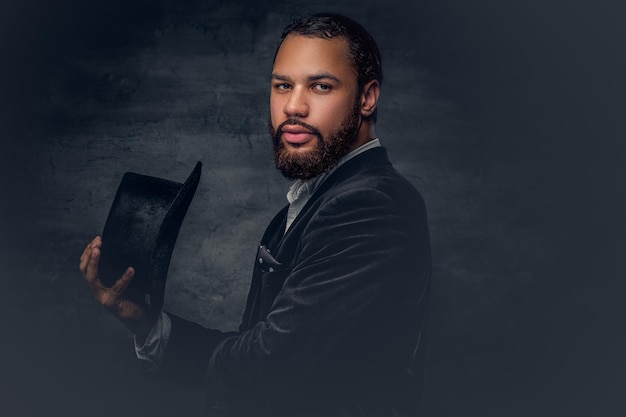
274, 83, 291, 91
313, 83, 332, 92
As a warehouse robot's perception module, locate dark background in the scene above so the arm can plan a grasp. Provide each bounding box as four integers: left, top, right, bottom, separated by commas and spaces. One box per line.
1, 0, 624, 416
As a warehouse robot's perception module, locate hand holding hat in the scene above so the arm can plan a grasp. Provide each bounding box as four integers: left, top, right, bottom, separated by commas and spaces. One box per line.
79, 235, 155, 345
79, 162, 202, 343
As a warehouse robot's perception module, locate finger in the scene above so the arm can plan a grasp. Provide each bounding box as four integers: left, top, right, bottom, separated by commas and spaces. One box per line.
79, 242, 93, 271
101, 267, 135, 310
79, 236, 101, 273
79, 245, 92, 274
84, 246, 101, 285
110, 267, 135, 296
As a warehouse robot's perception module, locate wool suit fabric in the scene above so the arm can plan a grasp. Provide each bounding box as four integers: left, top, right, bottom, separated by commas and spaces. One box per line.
157, 147, 432, 417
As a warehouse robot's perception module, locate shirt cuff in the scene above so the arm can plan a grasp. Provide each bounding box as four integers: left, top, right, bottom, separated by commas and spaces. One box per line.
134, 311, 172, 374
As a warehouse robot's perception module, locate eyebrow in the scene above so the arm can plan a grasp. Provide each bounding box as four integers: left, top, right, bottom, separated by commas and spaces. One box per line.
271, 72, 341, 83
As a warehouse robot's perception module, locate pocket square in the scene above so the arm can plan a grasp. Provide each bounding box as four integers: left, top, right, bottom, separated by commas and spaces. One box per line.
255, 244, 283, 274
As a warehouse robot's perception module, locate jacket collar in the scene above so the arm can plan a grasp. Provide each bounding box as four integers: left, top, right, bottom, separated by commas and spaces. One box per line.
259, 146, 391, 252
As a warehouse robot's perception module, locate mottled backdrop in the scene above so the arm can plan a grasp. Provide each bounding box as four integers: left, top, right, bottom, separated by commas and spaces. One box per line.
1, 0, 624, 416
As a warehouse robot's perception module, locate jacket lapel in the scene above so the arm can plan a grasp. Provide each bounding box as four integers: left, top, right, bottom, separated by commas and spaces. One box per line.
239, 147, 391, 330
282, 146, 391, 236
239, 205, 288, 331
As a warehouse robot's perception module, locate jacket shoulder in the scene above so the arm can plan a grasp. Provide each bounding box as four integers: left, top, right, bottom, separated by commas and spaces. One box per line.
315, 148, 427, 214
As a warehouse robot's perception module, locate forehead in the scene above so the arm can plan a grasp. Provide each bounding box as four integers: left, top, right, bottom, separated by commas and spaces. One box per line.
272, 35, 357, 81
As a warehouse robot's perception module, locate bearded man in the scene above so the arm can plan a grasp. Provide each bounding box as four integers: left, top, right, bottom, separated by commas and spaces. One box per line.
80, 13, 431, 417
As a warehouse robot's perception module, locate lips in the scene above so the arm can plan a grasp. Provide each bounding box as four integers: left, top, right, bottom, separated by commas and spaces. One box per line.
281, 126, 316, 145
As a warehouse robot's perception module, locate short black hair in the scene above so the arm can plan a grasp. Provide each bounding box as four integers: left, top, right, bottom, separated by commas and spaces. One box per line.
275, 13, 383, 121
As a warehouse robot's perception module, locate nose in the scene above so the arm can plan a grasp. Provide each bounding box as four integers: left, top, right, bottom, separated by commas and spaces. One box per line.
283, 87, 308, 118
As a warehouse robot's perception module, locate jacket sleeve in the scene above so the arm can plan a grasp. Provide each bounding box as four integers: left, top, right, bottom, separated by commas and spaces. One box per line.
157, 313, 237, 386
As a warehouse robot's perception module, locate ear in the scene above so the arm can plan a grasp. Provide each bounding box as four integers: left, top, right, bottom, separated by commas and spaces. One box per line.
359, 80, 380, 118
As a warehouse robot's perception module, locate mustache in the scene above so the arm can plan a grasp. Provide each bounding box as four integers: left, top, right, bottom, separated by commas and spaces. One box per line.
276, 119, 322, 140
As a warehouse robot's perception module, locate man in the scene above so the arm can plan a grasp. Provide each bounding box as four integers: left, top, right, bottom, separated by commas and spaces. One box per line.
80, 13, 431, 417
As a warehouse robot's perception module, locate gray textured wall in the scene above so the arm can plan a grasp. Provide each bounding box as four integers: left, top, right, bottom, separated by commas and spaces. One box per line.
1, 0, 624, 416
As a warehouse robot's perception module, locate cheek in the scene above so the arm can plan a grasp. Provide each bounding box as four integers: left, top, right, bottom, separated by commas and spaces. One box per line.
269, 97, 283, 127
317, 101, 350, 132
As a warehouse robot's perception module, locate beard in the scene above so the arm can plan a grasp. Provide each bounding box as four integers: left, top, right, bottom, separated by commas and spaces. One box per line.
270, 101, 361, 181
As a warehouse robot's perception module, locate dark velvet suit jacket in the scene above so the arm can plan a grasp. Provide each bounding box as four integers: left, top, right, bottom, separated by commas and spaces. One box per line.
159, 147, 431, 417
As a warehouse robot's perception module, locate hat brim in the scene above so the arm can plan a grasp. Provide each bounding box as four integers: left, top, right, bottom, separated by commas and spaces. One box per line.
99, 161, 202, 312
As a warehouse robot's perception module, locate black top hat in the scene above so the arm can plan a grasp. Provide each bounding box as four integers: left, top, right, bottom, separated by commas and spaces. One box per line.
99, 162, 202, 313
